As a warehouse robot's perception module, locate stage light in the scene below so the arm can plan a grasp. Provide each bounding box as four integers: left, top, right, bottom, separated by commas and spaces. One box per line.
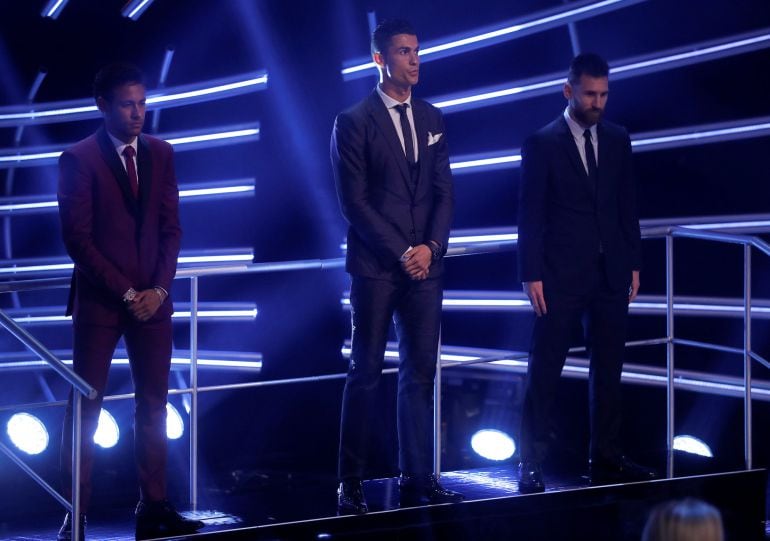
94, 409, 119, 449
0, 124, 260, 169
0, 72, 268, 127
428, 29, 770, 112
166, 403, 184, 440
450, 154, 521, 171
470, 429, 516, 461
41, 0, 69, 19
341, 0, 646, 78
0, 179, 256, 216
122, 0, 155, 21
6, 413, 49, 455
673, 435, 713, 458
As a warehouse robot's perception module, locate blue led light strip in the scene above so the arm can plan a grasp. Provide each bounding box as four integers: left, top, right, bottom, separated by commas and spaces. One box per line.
0, 72, 267, 127
0, 123, 260, 169
41, 0, 68, 18
340, 0, 647, 79
0, 179, 256, 216
429, 29, 770, 113
448, 116, 770, 173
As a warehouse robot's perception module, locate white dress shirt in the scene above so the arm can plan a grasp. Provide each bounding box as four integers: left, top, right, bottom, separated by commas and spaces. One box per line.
563, 106, 598, 175
376, 85, 419, 162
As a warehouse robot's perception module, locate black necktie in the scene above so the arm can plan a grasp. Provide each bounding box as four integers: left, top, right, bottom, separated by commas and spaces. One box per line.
122, 145, 138, 197
395, 104, 415, 165
583, 128, 597, 182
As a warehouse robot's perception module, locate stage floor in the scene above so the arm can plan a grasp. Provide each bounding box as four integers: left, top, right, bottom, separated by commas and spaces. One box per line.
2, 465, 766, 540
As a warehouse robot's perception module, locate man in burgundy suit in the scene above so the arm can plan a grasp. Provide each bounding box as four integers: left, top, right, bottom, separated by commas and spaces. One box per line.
56, 63, 202, 540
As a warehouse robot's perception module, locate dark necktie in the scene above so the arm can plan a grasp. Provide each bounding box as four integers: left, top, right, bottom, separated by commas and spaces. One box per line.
122, 145, 138, 197
395, 104, 416, 165
583, 128, 597, 182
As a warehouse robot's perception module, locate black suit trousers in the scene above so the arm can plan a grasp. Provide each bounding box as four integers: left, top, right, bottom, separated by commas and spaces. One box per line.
519, 255, 629, 464
338, 274, 443, 479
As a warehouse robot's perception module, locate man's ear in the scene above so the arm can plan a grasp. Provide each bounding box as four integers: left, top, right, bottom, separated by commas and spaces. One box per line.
372, 51, 385, 68
563, 82, 573, 100
96, 96, 108, 114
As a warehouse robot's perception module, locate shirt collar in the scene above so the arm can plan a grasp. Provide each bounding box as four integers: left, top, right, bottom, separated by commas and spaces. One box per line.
107, 131, 139, 156
376, 84, 412, 110
563, 106, 597, 141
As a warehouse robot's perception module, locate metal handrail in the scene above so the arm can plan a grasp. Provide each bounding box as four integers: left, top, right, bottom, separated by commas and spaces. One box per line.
0, 226, 767, 514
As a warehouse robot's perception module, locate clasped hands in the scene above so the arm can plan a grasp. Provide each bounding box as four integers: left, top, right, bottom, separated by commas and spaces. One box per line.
401, 244, 432, 280
127, 289, 163, 322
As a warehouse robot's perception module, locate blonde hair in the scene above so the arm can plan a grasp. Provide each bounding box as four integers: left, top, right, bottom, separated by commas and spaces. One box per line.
642, 498, 724, 541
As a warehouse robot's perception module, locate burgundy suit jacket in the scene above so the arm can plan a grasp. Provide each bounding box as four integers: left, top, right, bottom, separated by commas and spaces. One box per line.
57, 126, 182, 324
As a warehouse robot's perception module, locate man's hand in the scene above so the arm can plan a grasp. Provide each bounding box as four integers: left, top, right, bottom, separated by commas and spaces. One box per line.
127, 289, 163, 322
523, 280, 547, 316
629, 270, 640, 303
401, 245, 432, 280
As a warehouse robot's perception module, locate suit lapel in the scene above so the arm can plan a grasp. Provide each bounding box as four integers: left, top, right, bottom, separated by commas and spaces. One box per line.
413, 100, 428, 194
556, 116, 595, 198
136, 135, 153, 225
96, 127, 138, 213
367, 91, 413, 196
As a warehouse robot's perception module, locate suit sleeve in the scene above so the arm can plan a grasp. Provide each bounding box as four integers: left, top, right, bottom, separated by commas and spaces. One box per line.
57, 150, 133, 299
426, 110, 454, 254
618, 130, 642, 270
517, 134, 548, 283
151, 143, 182, 292
331, 111, 410, 265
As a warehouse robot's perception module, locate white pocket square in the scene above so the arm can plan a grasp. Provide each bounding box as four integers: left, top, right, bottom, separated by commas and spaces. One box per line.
427, 132, 443, 146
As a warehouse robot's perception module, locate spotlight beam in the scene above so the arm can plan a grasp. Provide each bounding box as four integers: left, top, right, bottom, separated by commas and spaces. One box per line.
429, 28, 770, 112
449, 116, 770, 174
0, 123, 260, 169
341, 0, 647, 79
0, 71, 268, 127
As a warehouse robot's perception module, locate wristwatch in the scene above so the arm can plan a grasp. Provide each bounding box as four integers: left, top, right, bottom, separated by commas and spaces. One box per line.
123, 287, 137, 303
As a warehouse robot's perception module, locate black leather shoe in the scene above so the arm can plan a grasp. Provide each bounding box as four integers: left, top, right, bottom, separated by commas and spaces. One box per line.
399, 474, 464, 506
57, 512, 86, 541
518, 461, 546, 494
135, 499, 204, 540
337, 478, 368, 515
590, 455, 657, 486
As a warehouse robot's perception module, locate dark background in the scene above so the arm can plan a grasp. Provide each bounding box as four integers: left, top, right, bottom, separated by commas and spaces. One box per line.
0, 0, 769, 521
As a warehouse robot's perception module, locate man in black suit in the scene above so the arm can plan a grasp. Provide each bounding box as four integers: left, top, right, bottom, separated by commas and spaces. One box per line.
517, 53, 655, 493
331, 19, 463, 514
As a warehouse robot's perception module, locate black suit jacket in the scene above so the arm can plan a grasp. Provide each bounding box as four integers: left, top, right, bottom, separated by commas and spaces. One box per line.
331, 89, 454, 280
518, 115, 641, 293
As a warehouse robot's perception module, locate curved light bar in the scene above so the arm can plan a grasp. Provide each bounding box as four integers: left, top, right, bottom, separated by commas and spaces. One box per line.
41, 0, 69, 19
340, 0, 647, 79
0, 179, 256, 216
0, 248, 253, 277
449, 116, 770, 174
6, 302, 258, 325
430, 29, 770, 112
0, 350, 263, 371
0, 123, 260, 169
0, 72, 268, 127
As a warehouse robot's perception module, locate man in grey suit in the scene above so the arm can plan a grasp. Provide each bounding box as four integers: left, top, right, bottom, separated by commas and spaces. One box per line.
517, 53, 656, 493
331, 18, 462, 514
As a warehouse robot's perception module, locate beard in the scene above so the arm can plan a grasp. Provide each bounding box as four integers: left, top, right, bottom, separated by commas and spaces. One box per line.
572, 105, 603, 126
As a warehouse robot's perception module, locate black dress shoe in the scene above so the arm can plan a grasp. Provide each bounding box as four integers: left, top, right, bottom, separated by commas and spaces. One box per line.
57, 512, 86, 541
337, 478, 368, 515
135, 499, 205, 540
518, 460, 546, 494
399, 474, 464, 506
590, 455, 657, 485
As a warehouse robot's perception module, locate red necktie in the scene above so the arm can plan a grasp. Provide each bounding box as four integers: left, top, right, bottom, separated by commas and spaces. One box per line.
122, 145, 138, 197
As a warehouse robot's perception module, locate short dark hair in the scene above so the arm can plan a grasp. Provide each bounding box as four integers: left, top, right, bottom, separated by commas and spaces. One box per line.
93, 63, 145, 101
567, 53, 609, 85
371, 19, 417, 55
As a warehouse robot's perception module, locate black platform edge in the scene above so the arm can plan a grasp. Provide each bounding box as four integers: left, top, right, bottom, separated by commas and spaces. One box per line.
177, 469, 766, 541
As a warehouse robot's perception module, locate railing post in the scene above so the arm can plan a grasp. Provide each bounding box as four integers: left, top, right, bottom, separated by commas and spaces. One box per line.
665, 233, 675, 478
743, 244, 752, 469
71, 391, 82, 541
189, 276, 199, 508
433, 327, 442, 478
